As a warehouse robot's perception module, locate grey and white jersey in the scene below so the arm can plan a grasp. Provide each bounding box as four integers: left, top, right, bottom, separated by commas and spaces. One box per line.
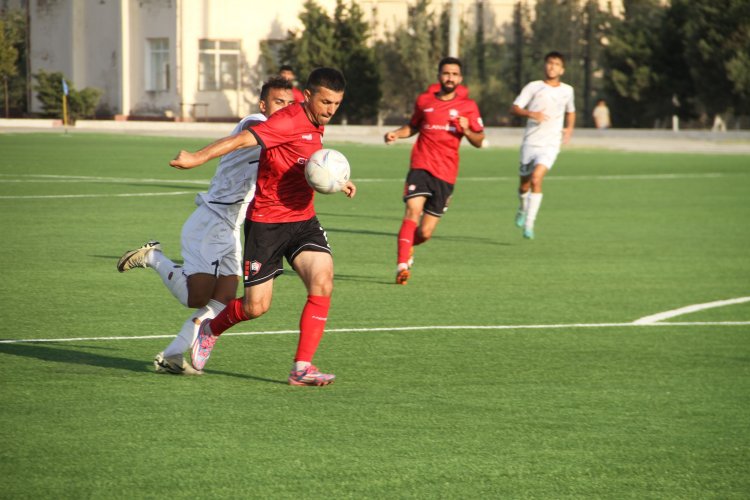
514, 81, 575, 150
197, 113, 266, 229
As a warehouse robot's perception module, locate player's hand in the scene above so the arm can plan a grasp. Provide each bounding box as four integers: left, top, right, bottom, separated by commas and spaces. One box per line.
170, 150, 203, 170
562, 127, 573, 145
528, 110, 549, 123
457, 116, 470, 130
384, 132, 397, 144
342, 180, 357, 198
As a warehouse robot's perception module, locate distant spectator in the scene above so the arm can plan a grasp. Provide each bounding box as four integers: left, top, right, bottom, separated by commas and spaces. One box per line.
279, 65, 305, 103
592, 99, 611, 129
712, 114, 726, 132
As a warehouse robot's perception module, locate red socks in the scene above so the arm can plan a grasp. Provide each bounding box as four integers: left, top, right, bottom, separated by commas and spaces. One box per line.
397, 219, 417, 265
207, 297, 249, 336
206, 295, 331, 363
294, 295, 331, 362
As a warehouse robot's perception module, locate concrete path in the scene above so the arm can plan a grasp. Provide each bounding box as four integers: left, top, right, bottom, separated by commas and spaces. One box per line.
2, 118, 749, 154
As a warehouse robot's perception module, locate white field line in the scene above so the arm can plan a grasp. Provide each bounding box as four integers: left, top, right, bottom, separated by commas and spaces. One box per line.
632, 297, 750, 325
0, 191, 195, 199
356, 173, 727, 183
1, 320, 748, 345
0, 172, 727, 199
0, 173, 208, 185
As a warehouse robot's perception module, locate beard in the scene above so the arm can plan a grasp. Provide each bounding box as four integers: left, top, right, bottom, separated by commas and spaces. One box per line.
440, 82, 456, 94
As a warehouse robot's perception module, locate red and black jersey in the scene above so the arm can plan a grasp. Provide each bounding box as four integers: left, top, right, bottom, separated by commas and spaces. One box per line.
408, 91, 483, 184
292, 87, 305, 104
247, 103, 323, 223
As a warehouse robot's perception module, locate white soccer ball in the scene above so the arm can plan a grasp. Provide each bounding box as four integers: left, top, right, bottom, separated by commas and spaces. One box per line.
305, 148, 350, 194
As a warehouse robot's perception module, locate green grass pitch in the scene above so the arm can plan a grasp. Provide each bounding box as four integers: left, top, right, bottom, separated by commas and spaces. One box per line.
1, 132, 749, 498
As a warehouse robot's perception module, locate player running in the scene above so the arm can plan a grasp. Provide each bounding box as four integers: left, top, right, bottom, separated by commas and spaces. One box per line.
384, 57, 485, 285
170, 68, 355, 386
510, 51, 576, 239
117, 77, 296, 375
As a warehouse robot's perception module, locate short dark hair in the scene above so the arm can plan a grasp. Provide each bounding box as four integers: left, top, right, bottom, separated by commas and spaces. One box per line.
279, 64, 294, 74
544, 51, 565, 66
306, 67, 346, 94
260, 76, 293, 101
438, 57, 462, 73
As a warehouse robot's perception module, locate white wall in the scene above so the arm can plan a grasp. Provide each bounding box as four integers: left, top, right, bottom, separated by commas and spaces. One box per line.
28, 0, 624, 119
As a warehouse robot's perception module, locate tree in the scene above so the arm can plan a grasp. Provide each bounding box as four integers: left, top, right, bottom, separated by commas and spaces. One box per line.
0, 9, 26, 118
279, 0, 381, 124
601, 0, 668, 127
375, 0, 443, 121
33, 70, 101, 122
672, 0, 750, 118
0, 17, 18, 118
284, 0, 336, 80
460, 2, 518, 125
332, 0, 381, 124
528, 0, 586, 124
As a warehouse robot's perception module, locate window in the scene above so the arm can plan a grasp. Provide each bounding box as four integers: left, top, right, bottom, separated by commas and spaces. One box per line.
146, 38, 169, 91
199, 39, 240, 91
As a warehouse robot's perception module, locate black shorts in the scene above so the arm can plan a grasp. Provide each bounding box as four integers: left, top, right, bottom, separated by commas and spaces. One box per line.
242, 216, 331, 287
403, 168, 454, 217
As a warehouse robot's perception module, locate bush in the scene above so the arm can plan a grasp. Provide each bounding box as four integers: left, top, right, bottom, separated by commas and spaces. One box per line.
33, 70, 102, 122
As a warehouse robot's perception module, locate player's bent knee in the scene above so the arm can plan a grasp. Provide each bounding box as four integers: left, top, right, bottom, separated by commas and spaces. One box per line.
242, 300, 269, 320
186, 294, 211, 309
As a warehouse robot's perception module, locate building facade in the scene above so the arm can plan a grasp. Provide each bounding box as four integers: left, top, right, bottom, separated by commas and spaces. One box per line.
27, 0, 622, 120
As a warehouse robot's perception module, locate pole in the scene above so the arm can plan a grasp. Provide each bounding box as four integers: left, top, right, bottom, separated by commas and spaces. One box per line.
62, 93, 68, 129
448, 0, 460, 57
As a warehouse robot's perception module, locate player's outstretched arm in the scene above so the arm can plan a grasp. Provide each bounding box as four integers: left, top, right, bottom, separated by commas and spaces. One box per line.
342, 180, 357, 199
383, 125, 417, 145
170, 130, 258, 170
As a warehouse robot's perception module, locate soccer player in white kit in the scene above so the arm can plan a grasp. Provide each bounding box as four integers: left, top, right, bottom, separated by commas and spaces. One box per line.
116, 77, 296, 374
510, 51, 576, 239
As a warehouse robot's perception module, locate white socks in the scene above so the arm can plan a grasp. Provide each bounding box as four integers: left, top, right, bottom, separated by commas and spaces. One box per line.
518, 190, 530, 214
148, 251, 189, 307
525, 192, 544, 230
163, 299, 224, 357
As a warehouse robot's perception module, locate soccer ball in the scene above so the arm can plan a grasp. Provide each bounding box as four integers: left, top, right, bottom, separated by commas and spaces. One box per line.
305, 148, 350, 194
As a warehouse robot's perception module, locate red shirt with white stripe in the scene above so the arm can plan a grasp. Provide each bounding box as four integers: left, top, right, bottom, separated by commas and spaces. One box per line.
247, 103, 323, 223
408, 91, 484, 184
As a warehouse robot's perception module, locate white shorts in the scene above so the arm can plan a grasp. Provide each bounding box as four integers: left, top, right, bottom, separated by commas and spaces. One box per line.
180, 204, 242, 277
519, 145, 560, 176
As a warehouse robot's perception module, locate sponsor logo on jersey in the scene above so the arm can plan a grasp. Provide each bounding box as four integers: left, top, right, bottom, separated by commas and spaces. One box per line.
423, 107, 434, 113
301, 133, 313, 141
423, 124, 457, 132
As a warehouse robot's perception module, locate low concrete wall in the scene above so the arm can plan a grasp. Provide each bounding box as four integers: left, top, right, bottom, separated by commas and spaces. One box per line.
2, 118, 749, 154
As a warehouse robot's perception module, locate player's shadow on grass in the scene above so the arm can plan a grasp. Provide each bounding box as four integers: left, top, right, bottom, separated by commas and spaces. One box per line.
0, 342, 286, 384
0, 342, 148, 373
326, 226, 510, 246
334, 273, 393, 285
317, 211, 401, 222
325, 226, 394, 238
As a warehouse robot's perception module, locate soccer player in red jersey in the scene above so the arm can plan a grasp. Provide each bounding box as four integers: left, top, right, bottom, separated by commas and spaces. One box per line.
170, 68, 355, 386
279, 65, 306, 103
384, 57, 485, 285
